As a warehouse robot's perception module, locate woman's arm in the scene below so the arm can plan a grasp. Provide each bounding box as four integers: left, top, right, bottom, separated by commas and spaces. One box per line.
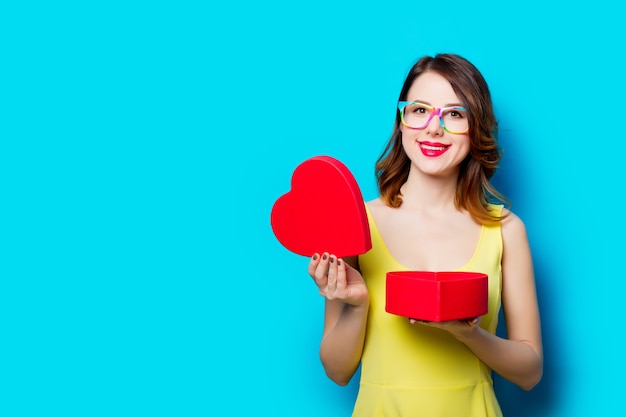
309, 254, 369, 386
423, 212, 543, 390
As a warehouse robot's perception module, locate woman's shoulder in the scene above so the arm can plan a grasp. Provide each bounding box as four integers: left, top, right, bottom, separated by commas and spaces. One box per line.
365, 197, 384, 208
365, 198, 389, 218
500, 208, 529, 242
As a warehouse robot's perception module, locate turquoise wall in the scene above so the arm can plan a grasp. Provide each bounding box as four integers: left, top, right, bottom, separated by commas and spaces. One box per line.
2, 1, 623, 415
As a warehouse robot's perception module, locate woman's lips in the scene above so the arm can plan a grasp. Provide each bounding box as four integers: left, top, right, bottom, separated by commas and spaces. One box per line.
419, 141, 450, 157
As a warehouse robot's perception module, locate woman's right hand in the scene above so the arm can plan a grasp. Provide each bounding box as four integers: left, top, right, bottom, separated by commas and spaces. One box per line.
308, 253, 368, 306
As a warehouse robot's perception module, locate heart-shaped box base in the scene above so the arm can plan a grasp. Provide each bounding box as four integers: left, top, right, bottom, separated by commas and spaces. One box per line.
385, 271, 488, 322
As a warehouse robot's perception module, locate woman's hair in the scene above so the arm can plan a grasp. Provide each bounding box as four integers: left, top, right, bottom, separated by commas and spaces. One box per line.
375, 53, 509, 225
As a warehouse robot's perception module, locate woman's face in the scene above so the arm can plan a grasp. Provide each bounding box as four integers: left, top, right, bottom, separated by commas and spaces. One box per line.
400, 71, 471, 178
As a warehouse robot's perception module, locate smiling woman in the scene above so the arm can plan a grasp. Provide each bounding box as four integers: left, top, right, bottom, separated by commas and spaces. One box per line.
305, 53, 543, 417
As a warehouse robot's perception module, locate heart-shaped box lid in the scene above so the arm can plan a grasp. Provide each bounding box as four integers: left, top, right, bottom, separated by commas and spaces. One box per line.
271, 155, 371, 258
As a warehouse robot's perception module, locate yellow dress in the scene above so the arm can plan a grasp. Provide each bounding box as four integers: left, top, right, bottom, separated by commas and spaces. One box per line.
353, 205, 504, 417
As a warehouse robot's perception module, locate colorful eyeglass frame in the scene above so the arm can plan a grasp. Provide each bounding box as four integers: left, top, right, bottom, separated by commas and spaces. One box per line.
397, 101, 469, 134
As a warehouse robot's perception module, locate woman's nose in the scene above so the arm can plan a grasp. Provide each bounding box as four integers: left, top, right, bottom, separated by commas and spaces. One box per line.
425, 113, 444, 136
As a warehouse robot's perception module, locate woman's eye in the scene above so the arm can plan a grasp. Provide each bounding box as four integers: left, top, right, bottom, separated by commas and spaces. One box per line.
448, 109, 465, 119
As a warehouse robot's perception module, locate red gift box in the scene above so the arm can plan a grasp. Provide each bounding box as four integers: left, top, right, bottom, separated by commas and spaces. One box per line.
385, 271, 488, 322
270, 155, 371, 258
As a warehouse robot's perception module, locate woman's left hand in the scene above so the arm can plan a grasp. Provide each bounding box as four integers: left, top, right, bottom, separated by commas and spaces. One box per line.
409, 316, 482, 339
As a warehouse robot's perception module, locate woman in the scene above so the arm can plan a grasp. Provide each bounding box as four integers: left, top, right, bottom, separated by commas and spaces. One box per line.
308, 54, 542, 416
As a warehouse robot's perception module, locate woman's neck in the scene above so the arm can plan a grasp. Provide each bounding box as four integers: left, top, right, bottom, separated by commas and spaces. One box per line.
399, 170, 459, 212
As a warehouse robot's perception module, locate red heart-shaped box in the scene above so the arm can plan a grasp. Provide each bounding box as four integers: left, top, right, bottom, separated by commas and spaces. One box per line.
270, 155, 371, 258
386, 271, 488, 322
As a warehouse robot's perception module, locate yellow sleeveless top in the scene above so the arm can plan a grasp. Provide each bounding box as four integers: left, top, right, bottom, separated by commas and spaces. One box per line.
353, 205, 504, 417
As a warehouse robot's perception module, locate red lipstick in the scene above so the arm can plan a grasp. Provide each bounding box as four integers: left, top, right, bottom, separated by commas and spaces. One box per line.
419, 141, 450, 157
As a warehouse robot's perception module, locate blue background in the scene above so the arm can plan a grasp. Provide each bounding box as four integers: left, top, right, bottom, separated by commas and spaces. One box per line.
2, 1, 624, 415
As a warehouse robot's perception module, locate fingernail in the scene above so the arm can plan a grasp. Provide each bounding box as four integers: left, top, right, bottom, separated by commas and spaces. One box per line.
312, 254, 318, 260
330, 256, 334, 263
322, 254, 327, 260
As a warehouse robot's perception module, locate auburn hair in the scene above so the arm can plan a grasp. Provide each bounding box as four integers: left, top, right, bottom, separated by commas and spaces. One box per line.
375, 53, 509, 226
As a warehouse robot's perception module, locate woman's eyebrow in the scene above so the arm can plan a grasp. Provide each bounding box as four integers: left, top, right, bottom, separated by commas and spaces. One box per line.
408, 99, 464, 108
442, 102, 465, 108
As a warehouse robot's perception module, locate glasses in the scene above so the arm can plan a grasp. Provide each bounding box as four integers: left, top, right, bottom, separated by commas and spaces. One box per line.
398, 101, 469, 134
